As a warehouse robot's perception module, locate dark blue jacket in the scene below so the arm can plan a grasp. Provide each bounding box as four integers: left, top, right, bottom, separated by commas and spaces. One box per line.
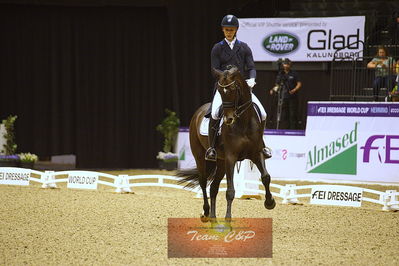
211, 39, 256, 80
276, 70, 300, 99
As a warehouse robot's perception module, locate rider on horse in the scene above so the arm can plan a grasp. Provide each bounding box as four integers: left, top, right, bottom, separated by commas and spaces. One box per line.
205, 14, 272, 161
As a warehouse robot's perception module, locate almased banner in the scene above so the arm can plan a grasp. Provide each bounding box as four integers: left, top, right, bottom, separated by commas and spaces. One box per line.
305, 102, 399, 183
237, 16, 365, 62
178, 102, 399, 184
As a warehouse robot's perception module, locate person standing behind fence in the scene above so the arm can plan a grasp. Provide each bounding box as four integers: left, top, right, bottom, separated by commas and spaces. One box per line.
367, 46, 396, 101
269, 58, 302, 129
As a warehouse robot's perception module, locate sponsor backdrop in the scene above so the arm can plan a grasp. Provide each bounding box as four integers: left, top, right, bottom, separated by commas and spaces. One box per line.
305, 102, 399, 183
177, 102, 399, 183
177, 129, 306, 179
237, 16, 365, 62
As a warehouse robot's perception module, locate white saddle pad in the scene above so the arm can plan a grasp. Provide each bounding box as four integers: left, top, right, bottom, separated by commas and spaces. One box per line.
199, 117, 223, 136
199, 103, 263, 136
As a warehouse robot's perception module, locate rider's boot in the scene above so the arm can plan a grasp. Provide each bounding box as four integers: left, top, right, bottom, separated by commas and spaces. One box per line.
260, 119, 272, 159
205, 118, 219, 161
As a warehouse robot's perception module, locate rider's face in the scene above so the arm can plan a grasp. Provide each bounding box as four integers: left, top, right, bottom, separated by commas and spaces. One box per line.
222, 27, 237, 42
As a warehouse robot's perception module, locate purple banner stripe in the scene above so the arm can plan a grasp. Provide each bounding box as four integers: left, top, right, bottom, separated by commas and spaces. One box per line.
179, 127, 305, 136
179, 127, 190, 132
307, 102, 399, 117
264, 129, 306, 136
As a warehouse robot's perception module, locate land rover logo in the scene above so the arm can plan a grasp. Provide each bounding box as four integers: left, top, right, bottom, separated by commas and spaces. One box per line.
263, 33, 299, 55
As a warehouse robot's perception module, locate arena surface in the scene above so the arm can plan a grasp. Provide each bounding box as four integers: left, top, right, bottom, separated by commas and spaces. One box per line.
0, 169, 398, 265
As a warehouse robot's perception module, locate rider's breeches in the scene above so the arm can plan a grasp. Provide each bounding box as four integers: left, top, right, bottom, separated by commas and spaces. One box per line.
211, 90, 267, 120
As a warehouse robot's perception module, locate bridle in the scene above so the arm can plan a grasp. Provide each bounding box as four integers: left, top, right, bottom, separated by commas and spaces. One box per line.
217, 79, 253, 119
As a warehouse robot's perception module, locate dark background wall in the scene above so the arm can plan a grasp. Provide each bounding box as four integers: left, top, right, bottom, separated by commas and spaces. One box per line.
0, 0, 366, 169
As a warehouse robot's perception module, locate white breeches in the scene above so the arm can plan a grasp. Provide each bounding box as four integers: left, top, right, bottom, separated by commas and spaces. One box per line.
211, 90, 267, 120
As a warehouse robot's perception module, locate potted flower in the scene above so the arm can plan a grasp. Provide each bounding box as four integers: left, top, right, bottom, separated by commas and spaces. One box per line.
18, 153, 38, 169
0, 115, 20, 167
156, 109, 180, 170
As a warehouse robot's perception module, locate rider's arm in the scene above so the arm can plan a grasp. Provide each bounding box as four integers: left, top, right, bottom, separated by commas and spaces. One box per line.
244, 43, 256, 80
211, 44, 222, 76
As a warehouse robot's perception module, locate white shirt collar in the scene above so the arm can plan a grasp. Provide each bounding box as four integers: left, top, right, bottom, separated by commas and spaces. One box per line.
225, 37, 237, 50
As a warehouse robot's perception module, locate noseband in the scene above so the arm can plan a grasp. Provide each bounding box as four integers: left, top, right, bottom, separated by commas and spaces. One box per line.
218, 80, 253, 118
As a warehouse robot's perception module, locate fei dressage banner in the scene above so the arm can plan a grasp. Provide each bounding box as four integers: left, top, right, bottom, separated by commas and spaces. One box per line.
237, 16, 365, 62
177, 102, 399, 184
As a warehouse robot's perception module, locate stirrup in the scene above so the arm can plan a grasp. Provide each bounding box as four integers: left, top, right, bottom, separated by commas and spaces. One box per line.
263, 147, 272, 159
205, 147, 217, 161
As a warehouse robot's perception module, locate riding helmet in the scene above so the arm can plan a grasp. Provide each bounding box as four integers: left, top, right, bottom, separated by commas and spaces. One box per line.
221, 15, 239, 28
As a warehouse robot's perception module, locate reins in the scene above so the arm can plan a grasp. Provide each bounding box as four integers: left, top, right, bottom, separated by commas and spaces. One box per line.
219, 79, 253, 119
217, 80, 236, 88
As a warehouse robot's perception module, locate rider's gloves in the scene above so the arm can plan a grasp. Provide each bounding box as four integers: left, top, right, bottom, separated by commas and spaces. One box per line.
246, 78, 256, 89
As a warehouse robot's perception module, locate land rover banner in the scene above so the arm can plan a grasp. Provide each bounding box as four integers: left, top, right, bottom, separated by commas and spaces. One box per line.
237, 16, 365, 62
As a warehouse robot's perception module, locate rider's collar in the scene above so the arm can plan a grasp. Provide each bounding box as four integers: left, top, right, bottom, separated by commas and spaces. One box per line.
224, 37, 237, 50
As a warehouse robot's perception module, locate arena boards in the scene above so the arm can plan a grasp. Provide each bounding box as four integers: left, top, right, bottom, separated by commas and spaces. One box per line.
178, 102, 399, 185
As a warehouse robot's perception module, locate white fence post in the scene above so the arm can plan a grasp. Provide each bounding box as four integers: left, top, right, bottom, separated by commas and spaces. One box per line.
382, 190, 399, 211
41, 171, 56, 188
282, 184, 300, 204
114, 175, 123, 193
115, 175, 131, 193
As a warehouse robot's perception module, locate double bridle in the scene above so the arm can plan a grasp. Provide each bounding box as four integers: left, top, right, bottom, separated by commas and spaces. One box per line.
217, 80, 253, 119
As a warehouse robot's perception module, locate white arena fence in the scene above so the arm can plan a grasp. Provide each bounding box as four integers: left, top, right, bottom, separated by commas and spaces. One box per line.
0, 167, 398, 212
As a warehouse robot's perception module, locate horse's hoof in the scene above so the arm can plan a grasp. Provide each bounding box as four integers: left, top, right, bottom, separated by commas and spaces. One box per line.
264, 198, 276, 210
200, 214, 210, 223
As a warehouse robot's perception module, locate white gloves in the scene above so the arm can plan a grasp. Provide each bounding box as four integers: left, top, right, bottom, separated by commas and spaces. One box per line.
246, 78, 256, 88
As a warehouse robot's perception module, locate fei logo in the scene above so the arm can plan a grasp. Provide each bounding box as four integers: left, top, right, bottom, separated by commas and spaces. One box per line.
360, 135, 399, 164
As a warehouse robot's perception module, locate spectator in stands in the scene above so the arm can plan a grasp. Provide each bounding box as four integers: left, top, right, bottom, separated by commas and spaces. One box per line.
269, 58, 302, 129
367, 46, 396, 101
391, 59, 399, 102
394, 11, 399, 44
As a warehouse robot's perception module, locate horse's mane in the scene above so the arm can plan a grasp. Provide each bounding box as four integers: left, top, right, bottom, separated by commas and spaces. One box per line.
222, 65, 248, 90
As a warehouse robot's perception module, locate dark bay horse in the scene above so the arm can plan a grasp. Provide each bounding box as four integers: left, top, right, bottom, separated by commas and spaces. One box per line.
177, 66, 276, 221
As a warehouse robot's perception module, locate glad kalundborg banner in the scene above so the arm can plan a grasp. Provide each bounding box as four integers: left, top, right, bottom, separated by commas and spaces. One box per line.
305, 102, 399, 183
237, 16, 365, 62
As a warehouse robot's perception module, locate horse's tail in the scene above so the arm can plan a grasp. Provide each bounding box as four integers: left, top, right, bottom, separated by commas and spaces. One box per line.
176, 165, 217, 189
176, 168, 201, 188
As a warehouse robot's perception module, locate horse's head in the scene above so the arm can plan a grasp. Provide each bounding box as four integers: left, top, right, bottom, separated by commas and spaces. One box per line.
213, 66, 249, 126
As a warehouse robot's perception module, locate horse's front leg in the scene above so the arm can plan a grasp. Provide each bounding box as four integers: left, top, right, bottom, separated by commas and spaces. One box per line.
253, 154, 276, 210
224, 155, 237, 220
210, 161, 225, 220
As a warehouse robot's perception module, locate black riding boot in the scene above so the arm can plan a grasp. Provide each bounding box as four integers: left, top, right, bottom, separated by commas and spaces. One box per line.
205, 118, 219, 161
261, 120, 272, 159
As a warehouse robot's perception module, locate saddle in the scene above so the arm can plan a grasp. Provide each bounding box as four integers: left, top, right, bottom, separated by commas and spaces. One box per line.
200, 103, 262, 136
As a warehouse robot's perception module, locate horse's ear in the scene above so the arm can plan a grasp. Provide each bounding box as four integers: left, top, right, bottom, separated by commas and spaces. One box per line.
212, 68, 223, 78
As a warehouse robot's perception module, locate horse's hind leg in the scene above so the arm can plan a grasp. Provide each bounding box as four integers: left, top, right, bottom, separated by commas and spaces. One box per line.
209, 161, 225, 220
199, 173, 210, 222
191, 134, 210, 222
253, 155, 276, 210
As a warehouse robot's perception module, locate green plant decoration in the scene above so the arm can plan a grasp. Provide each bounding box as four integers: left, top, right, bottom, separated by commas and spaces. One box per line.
156, 109, 180, 153
1, 115, 18, 155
